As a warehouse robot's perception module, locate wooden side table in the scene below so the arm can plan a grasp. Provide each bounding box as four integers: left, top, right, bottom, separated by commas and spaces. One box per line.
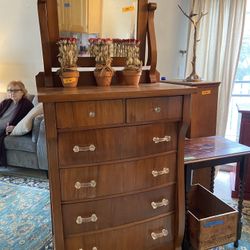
232, 104, 250, 200
184, 136, 250, 247
163, 80, 221, 189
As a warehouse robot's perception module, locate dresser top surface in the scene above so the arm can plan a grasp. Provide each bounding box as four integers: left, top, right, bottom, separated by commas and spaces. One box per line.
37, 82, 196, 103
162, 79, 221, 87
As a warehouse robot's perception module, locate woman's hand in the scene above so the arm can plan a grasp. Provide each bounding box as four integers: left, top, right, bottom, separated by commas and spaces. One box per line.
5, 123, 15, 135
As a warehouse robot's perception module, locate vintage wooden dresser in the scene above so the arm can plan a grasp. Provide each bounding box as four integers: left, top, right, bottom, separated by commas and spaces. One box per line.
36, 0, 195, 248
38, 83, 194, 249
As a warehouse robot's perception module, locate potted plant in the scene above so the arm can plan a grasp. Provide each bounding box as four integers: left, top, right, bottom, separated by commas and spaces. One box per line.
57, 37, 79, 87
122, 39, 142, 86
89, 38, 114, 86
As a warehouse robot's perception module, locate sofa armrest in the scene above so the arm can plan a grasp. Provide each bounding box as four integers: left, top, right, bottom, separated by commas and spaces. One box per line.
37, 118, 48, 170
32, 114, 44, 143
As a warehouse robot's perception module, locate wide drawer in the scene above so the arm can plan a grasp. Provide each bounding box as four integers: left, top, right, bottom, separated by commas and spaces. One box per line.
62, 185, 175, 235
60, 153, 176, 201
65, 215, 174, 250
58, 122, 178, 166
126, 96, 182, 123
56, 100, 124, 128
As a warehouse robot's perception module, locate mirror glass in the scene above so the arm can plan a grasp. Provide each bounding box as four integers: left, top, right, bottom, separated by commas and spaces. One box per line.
57, 0, 138, 57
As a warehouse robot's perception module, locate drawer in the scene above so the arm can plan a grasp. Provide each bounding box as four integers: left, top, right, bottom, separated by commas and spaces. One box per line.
126, 96, 182, 123
60, 153, 176, 201
56, 100, 124, 128
58, 122, 178, 166
65, 215, 174, 250
62, 185, 175, 235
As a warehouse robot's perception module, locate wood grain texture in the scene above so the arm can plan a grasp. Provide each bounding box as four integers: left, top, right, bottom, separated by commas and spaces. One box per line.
65, 215, 175, 250
232, 108, 250, 200
58, 123, 178, 165
43, 103, 65, 249
188, 184, 237, 250
62, 186, 175, 235
60, 153, 177, 201
38, 86, 193, 249
126, 96, 182, 123
175, 94, 191, 248
37, 83, 195, 103
56, 99, 124, 128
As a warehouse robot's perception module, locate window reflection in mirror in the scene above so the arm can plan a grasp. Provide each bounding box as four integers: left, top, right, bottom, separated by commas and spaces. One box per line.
57, 0, 138, 57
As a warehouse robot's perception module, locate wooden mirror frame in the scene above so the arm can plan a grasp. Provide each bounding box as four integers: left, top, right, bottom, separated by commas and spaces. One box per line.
37, 0, 159, 87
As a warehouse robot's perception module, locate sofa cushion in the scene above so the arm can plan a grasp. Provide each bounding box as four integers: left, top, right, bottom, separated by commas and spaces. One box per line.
4, 135, 36, 153
10, 103, 43, 136
6, 150, 39, 169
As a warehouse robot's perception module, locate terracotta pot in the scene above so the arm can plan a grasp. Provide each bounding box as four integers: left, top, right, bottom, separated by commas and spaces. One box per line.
94, 70, 113, 87
60, 70, 80, 88
122, 70, 142, 86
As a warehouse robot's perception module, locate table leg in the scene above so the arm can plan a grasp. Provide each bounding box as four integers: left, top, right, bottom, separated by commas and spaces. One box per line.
234, 157, 247, 248
183, 165, 193, 250
210, 166, 215, 192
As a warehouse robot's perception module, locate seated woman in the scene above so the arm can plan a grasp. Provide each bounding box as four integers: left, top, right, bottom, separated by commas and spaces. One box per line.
0, 81, 34, 165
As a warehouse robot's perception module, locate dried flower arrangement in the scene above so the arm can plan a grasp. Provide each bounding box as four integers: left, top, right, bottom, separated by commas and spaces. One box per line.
57, 37, 78, 72
57, 37, 79, 87
122, 39, 142, 86
88, 38, 114, 74
123, 39, 142, 72
88, 38, 114, 86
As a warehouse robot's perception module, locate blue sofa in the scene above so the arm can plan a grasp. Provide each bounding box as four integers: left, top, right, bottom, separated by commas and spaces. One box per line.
0, 93, 48, 171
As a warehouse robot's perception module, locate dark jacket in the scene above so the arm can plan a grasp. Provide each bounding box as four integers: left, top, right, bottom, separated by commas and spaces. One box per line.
0, 97, 34, 165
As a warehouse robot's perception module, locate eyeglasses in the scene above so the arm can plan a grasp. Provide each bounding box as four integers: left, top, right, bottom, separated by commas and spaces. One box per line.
7, 89, 22, 93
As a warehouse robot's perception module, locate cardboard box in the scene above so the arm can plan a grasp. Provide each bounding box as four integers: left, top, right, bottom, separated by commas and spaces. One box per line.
188, 184, 238, 250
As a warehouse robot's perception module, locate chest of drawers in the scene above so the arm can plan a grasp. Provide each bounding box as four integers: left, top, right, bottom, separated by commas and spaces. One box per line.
38, 83, 194, 250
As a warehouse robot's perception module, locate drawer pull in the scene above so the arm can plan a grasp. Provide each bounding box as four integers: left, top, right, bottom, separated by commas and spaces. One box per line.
73, 144, 96, 152
153, 136, 171, 143
89, 111, 96, 118
152, 167, 169, 177
79, 248, 97, 250
75, 180, 96, 189
151, 198, 169, 209
151, 228, 168, 240
79, 247, 97, 250
76, 214, 98, 224
154, 106, 161, 113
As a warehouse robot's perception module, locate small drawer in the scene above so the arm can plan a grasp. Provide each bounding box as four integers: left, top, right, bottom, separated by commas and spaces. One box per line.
126, 96, 182, 123
65, 215, 174, 250
58, 122, 177, 166
62, 186, 175, 235
56, 100, 124, 128
188, 184, 238, 250
60, 153, 176, 201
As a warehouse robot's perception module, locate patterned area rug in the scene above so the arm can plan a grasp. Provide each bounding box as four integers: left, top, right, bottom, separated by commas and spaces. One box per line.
0, 175, 52, 250
0, 174, 249, 250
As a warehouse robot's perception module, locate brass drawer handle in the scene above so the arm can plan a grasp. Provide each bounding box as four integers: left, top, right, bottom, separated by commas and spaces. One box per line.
75, 180, 96, 189
76, 214, 98, 224
154, 106, 161, 113
152, 167, 169, 177
151, 198, 169, 209
73, 144, 96, 152
89, 111, 96, 118
151, 229, 168, 240
79, 247, 97, 250
153, 136, 171, 143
